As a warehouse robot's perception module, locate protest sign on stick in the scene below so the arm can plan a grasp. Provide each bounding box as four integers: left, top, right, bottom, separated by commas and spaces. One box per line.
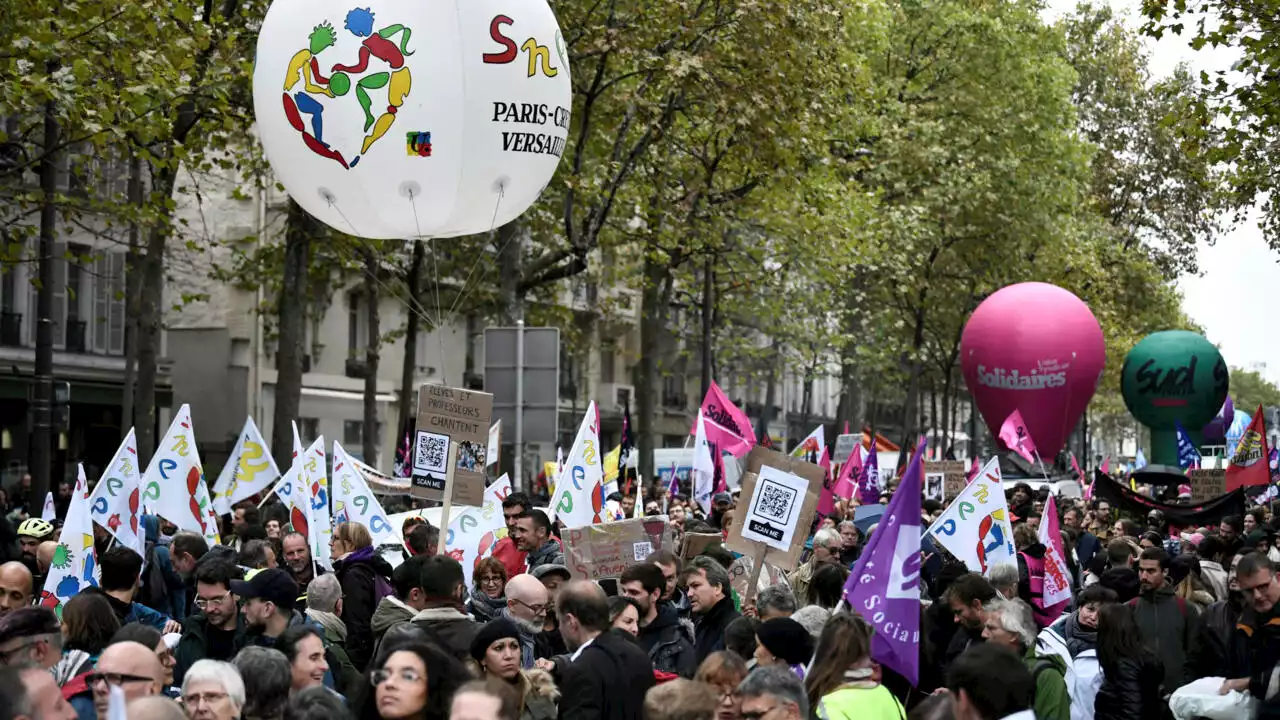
725, 447, 823, 573
412, 384, 493, 506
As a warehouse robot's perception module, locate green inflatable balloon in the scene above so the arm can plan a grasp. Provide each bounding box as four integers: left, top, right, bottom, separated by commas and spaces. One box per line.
1120, 330, 1228, 466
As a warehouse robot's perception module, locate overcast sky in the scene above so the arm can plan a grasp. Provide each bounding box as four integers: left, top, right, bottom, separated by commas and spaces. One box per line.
1042, 0, 1280, 384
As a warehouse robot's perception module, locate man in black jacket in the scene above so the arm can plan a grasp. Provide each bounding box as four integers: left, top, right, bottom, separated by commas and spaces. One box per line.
556, 580, 654, 720
409, 555, 478, 665
173, 560, 246, 685
1223, 551, 1280, 717
1133, 547, 1200, 693
621, 563, 696, 677
683, 556, 740, 665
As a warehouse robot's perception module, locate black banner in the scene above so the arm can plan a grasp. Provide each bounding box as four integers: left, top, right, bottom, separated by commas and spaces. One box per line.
1092, 471, 1244, 526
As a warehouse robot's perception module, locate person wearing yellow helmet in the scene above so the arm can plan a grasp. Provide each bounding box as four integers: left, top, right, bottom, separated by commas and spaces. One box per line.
16, 519, 54, 562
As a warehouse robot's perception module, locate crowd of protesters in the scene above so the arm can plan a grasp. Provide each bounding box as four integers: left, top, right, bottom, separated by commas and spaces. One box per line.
3, 468, 1280, 720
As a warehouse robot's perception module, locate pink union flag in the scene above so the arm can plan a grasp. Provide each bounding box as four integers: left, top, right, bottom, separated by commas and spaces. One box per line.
833, 446, 862, 499
1037, 495, 1071, 623
998, 409, 1037, 464
693, 381, 756, 458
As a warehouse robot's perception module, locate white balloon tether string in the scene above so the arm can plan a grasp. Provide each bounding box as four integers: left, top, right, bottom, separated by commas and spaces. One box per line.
407, 188, 450, 385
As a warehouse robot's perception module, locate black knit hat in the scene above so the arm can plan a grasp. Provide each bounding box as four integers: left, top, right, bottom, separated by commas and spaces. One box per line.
469, 618, 523, 663
756, 617, 814, 666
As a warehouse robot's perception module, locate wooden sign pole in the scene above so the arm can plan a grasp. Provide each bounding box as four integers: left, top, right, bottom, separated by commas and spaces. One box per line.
438, 443, 458, 556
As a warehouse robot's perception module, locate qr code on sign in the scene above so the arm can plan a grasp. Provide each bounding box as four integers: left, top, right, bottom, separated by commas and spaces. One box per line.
414, 431, 450, 475
753, 479, 797, 524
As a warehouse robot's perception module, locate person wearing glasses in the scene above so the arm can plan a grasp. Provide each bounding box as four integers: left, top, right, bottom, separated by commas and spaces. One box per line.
358, 637, 473, 720
500, 574, 551, 669
111, 624, 179, 699
88, 641, 165, 720
1219, 551, 1280, 709
735, 665, 808, 720
0, 605, 63, 670
696, 651, 748, 720
181, 659, 245, 720
174, 561, 247, 686
469, 558, 510, 624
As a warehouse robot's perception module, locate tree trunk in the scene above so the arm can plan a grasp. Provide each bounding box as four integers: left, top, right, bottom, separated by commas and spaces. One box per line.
31, 87, 59, 504
800, 355, 815, 432
760, 342, 780, 443
941, 369, 953, 458
398, 239, 425, 440
930, 381, 939, 457
362, 246, 381, 465
271, 200, 314, 465
897, 304, 928, 468
121, 155, 143, 434
134, 163, 178, 459
636, 253, 666, 484
700, 252, 714, 401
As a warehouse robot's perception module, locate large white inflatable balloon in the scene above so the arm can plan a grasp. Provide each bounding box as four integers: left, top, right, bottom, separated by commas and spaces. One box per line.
253, 0, 571, 239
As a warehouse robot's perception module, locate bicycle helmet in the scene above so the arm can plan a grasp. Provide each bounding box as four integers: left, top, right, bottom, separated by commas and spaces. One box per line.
17, 518, 54, 539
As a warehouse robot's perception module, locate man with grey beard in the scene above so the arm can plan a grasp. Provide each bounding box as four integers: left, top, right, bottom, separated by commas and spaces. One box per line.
501, 574, 552, 668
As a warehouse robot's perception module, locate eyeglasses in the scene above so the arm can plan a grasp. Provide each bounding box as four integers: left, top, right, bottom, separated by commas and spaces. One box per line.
370, 668, 425, 686
86, 672, 155, 687
195, 590, 233, 610
183, 692, 229, 706
512, 598, 547, 615
479, 576, 504, 586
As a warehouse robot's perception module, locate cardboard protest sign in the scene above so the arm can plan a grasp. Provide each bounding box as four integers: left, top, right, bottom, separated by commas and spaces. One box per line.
728, 553, 791, 599
926, 460, 967, 500
413, 384, 493, 506
563, 516, 675, 581
725, 447, 823, 572
1188, 468, 1226, 501
681, 532, 724, 562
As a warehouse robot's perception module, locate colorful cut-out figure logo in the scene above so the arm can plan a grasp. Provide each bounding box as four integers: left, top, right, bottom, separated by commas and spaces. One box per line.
281, 8, 414, 169
975, 509, 1010, 574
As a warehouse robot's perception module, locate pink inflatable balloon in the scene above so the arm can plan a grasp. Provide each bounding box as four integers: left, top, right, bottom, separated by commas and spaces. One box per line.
961, 282, 1106, 459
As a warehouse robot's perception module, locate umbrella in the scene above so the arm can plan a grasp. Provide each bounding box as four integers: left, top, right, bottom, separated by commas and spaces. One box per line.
853, 503, 885, 534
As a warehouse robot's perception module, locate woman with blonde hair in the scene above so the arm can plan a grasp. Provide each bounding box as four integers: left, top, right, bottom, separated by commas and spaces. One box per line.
331, 521, 394, 671
470, 618, 558, 720
804, 614, 903, 719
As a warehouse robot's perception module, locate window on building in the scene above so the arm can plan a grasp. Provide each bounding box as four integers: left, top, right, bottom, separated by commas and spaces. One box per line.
92, 253, 126, 355
27, 242, 66, 348
559, 344, 578, 401
0, 268, 15, 312
343, 420, 363, 448
600, 343, 615, 384
299, 417, 319, 443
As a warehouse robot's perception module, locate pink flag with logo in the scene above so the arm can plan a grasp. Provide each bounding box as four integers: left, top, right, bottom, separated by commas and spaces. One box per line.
693, 381, 756, 458
834, 446, 862, 499
1070, 453, 1086, 484
966, 457, 980, 483
1100, 456, 1110, 474
998, 409, 1037, 464
1037, 495, 1071, 622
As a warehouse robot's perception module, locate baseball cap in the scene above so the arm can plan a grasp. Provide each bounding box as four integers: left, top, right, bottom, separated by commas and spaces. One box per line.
712, 492, 732, 505
0, 607, 60, 645
532, 564, 571, 582
229, 568, 299, 611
